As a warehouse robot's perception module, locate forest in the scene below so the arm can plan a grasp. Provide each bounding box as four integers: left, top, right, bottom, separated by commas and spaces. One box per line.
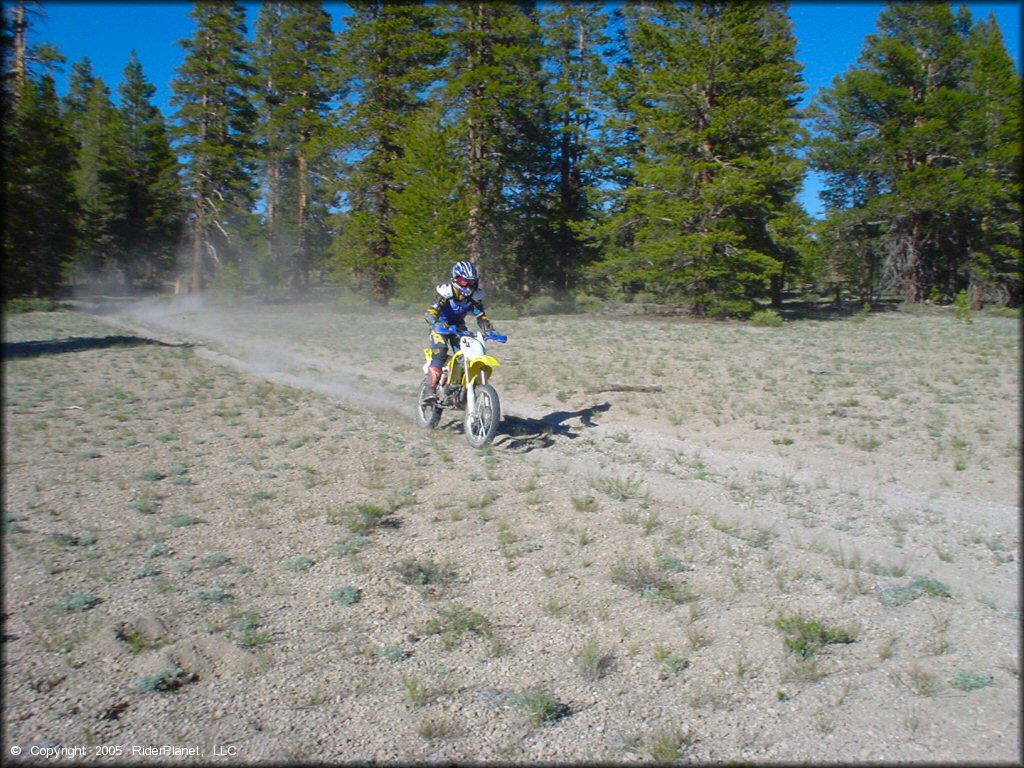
2, 1, 1020, 314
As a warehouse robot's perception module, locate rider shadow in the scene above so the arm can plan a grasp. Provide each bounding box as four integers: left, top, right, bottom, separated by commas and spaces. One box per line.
494, 402, 612, 452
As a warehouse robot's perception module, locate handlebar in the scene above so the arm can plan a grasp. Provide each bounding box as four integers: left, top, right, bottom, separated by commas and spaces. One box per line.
432, 324, 507, 343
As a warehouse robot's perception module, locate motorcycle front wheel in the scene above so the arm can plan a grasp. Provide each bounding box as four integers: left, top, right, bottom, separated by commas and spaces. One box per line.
415, 378, 442, 429
465, 383, 500, 448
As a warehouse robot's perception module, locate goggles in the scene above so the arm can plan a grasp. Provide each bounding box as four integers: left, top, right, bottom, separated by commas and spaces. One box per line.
453, 275, 477, 289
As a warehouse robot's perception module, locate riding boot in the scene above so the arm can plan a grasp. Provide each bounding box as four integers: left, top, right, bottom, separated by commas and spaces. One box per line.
422, 366, 442, 403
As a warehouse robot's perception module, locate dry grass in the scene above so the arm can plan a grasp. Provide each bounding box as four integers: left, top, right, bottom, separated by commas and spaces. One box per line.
1, 301, 1018, 763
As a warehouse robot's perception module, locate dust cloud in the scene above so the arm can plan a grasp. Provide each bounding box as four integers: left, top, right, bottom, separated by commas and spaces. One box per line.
97, 294, 413, 417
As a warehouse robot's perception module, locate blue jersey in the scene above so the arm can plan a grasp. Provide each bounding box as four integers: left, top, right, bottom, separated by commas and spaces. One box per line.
425, 283, 491, 329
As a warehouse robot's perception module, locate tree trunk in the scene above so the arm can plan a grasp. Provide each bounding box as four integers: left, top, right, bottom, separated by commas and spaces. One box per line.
465, 2, 485, 266
190, 204, 204, 293
295, 151, 309, 293
372, 177, 391, 305
770, 274, 783, 307
899, 217, 925, 304
266, 156, 279, 267
12, 1, 27, 90
556, 124, 572, 294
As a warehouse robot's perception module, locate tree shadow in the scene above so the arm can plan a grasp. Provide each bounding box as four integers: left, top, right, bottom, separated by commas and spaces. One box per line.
3, 335, 192, 361
774, 299, 904, 322
495, 402, 613, 452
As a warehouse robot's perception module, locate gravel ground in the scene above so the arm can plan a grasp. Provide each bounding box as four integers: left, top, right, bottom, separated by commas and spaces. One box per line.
2, 297, 1019, 764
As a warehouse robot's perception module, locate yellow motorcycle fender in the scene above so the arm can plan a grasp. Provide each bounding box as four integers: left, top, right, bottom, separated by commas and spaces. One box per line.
466, 356, 500, 383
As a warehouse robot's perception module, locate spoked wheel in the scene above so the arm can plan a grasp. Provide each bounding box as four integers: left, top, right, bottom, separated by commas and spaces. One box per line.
464, 383, 500, 448
415, 378, 442, 429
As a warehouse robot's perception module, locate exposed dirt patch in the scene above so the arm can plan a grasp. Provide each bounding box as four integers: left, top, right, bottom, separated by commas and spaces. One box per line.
3, 298, 1019, 763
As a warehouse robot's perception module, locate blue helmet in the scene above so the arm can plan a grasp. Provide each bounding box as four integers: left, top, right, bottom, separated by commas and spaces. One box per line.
451, 260, 479, 299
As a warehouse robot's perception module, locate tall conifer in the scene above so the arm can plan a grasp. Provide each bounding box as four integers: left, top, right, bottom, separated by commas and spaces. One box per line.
806, 3, 1021, 304
442, 0, 551, 295
588, 2, 806, 314
539, 1, 610, 295
109, 52, 183, 289
253, 1, 337, 293
69, 76, 120, 281
3, 75, 77, 296
333, 0, 444, 304
171, 1, 256, 292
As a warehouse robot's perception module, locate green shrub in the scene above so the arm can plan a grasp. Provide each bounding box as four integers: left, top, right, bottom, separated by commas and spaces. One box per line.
382, 645, 409, 663
194, 587, 232, 603
573, 293, 605, 314
749, 309, 783, 327
395, 558, 457, 591
649, 726, 693, 762
423, 602, 493, 648
524, 294, 574, 316
135, 666, 195, 693
952, 290, 973, 324
911, 577, 952, 598
507, 687, 571, 725
656, 554, 686, 573
4, 298, 67, 313
660, 653, 689, 676
331, 535, 370, 556
208, 263, 245, 301
201, 552, 230, 568
951, 670, 993, 691
130, 564, 158, 579
775, 614, 856, 658
146, 542, 173, 558
611, 560, 688, 604
59, 592, 100, 612
330, 586, 361, 605
348, 503, 389, 534
284, 555, 314, 572
575, 637, 614, 681
985, 305, 1020, 319
878, 577, 951, 607
132, 495, 158, 515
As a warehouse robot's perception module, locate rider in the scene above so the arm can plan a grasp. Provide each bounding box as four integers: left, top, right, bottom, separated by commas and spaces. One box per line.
423, 260, 495, 399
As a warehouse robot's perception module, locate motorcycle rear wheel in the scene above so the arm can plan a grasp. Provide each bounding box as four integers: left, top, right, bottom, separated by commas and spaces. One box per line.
415, 378, 442, 429
465, 383, 500, 448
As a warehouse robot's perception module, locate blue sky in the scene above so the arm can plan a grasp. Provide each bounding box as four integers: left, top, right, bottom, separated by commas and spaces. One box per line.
31, 1, 1022, 219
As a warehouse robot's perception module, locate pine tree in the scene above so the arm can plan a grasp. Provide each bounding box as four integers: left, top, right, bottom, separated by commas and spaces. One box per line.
806, 2, 1017, 304
252, 1, 338, 294
390, 101, 469, 300
958, 14, 1021, 307
538, 1, 610, 295
333, 0, 445, 304
62, 57, 96, 135
3, 74, 78, 297
2, 1, 63, 95
441, 0, 554, 297
2, 4, 74, 298
587, 2, 806, 315
69, 76, 120, 283
171, 1, 256, 293
108, 51, 184, 289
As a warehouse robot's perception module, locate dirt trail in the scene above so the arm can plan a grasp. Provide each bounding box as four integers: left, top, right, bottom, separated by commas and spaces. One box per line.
96, 297, 1019, 613
7, 297, 1011, 762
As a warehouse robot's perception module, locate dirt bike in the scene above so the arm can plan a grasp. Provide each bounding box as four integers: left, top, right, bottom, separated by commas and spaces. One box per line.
416, 324, 507, 448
